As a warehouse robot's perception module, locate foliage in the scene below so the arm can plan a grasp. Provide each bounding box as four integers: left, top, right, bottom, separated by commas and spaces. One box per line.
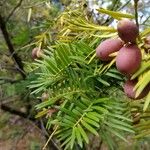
28, 1, 150, 149
0, 0, 150, 150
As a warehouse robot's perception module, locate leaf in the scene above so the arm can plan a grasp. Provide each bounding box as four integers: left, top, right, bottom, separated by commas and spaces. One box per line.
77, 124, 89, 144
81, 120, 99, 136
140, 28, 150, 37
105, 72, 123, 80
70, 128, 76, 149
27, 8, 32, 22
134, 71, 150, 97
60, 108, 78, 119
106, 127, 128, 142
108, 113, 132, 122
75, 127, 83, 148
64, 115, 77, 123
93, 98, 109, 104
80, 98, 91, 106
87, 112, 103, 120
83, 117, 100, 128
134, 130, 150, 138
63, 118, 75, 126
92, 106, 108, 114
35, 109, 49, 118
86, 112, 100, 122
97, 8, 134, 20
108, 118, 132, 129
61, 136, 72, 147
73, 100, 87, 110
105, 122, 134, 133
143, 92, 150, 112
131, 61, 150, 79
97, 77, 110, 86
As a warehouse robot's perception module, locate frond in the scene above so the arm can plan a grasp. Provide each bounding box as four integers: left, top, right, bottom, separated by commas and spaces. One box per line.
54, 97, 133, 150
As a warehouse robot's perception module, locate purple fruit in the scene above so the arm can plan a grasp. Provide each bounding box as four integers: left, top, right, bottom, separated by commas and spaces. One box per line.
116, 44, 141, 76
32, 48, 42, 60
123, 80, 150, 99
117, 19, 139, 43
96, 38, 123, 61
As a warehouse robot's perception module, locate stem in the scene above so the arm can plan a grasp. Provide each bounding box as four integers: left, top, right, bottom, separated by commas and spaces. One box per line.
134, 0, 139, 28
1, 104, 35, 121
42, 125, 58, 150
6, 0, 23, 22
0, 14, 26, 78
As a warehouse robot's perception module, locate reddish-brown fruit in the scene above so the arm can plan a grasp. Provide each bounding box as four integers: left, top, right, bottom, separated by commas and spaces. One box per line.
117, 19, 139, 43
96, 38, 123, 61
116, 44, 141, 76
32, 48, 42, 60
123, 80, 150, 99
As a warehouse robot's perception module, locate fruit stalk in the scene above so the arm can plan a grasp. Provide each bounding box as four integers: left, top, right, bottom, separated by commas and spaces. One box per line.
134, 0, 139, 28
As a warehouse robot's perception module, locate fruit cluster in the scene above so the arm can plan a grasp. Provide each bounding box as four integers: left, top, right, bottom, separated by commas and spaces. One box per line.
96, 19, 150, 99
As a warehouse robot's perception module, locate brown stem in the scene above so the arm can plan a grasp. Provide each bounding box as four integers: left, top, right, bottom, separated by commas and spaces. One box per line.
1, 104, 59, 150
6, 0, 23, 22
1, 104, 35, 121
0, 14, 26, 78
134, 0, 139, 28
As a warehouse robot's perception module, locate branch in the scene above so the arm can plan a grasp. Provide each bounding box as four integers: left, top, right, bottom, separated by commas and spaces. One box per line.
1, 104, 35, 121
0, 14, 26, 79
1, 103, 59, 150
6, 0, 23, 22
0, 77, 20, 84
134, 0, 139, 28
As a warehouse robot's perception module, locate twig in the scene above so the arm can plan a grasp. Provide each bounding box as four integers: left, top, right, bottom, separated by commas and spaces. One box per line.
42, 125, 59, 150
0, 77, 21, 84
134, 0, 139, 27
5, 0, 23, 22
118, 0, 130, 11
0, 14, 26, 78
1, 104, 35, 121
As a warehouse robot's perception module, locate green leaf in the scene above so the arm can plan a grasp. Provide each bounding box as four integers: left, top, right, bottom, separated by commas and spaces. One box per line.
60, 108, 78, 119
134, 71, 150, 97
63, 118, 75, 126
106, 127, 128, 142
131, 61, 150, 79
58, 129, 72, 141
70, 128, 76, 149
93, 98, 109, 104
105, 72, 123, 80
97, 8, 134, 20
73, 100, 87, 110
75, 127, 83, 148
72, 109, 82, 117
83, 117, 100, 128
105, 122, 134, 133
108, 118, 132, 129
87, 112, 102, 121
81, 120, 99, 136
108, 113, 132, 122
65, 115, 77, 123
97, 78, 110, 86
77, 124, 89, 144
140, 28, 150, 36
61, 136, 72, 147
92, 106, 108, 114
80, 98, 91, 106
143, 92, 150, 112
